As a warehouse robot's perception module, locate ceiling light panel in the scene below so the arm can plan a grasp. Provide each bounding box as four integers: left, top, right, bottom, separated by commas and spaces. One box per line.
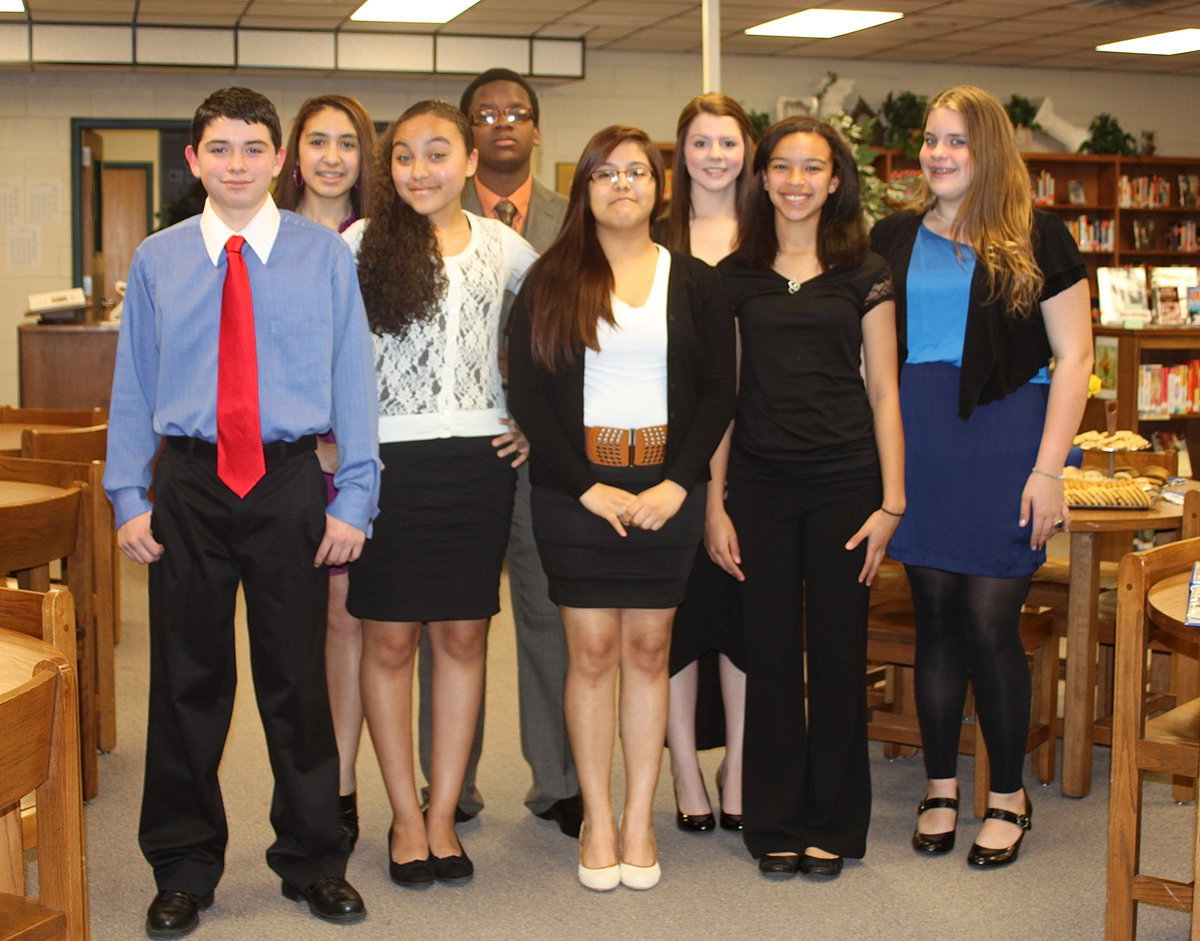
745, 8, 903, 39
351, 0, 481, 24
1097, 28, 1200, 55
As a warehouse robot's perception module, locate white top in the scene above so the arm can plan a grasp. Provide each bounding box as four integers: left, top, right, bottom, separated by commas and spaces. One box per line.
343, 212, 538, 442
583, 245, 671, 429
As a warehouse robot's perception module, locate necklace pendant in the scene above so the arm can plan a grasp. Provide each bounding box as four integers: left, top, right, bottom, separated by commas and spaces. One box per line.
787, 280, 801, 295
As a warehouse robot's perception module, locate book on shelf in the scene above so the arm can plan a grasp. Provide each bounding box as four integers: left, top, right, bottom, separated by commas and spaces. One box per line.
1094, 335, 1118, 398
1067, 180, 1086, 206
1066, 215, 1114, 252
1098, 266, 1151, 325
1137, 360, 1200, 415
1181, 174, 1200, 208
1132, 219, 1157, 250
1189, 286, 1200, 320
1167, 220, 1199, 253
1149, 266, 1200, 323
1120, 174, 1172, 208
1031, 168, 1054, 205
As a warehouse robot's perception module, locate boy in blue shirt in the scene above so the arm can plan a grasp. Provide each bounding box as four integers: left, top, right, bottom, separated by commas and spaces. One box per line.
104, 86, 380, 939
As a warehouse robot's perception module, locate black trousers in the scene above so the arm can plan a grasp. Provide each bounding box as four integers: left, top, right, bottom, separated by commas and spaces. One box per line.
729, 471, 878, 860
140, 447, 344, 894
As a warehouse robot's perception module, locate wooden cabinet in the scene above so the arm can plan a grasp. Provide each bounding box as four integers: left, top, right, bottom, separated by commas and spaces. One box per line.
19, 323, 119, 411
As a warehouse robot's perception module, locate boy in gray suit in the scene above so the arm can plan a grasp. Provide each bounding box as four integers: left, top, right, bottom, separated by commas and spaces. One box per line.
417, 68, 578, 837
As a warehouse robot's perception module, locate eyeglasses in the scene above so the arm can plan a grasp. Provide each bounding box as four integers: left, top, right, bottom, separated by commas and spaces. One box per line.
588, 166, 654, 186
471, 107, 533, 126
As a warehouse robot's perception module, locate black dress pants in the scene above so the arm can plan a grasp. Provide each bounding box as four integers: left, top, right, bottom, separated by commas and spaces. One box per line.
140, 447, 344, 894
729, 471, 877, 860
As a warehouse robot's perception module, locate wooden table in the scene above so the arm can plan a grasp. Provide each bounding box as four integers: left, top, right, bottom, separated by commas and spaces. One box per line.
0, 628, 64, 894
1062, 485, 1198, 797
1147, 570, 1197, 634
0, 423, 66, 456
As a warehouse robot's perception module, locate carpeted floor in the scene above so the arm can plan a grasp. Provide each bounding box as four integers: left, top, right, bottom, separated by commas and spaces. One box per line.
76, 557, 1194, 940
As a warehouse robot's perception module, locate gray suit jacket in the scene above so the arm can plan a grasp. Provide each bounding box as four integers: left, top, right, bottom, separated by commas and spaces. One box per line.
462, 176, 568, 254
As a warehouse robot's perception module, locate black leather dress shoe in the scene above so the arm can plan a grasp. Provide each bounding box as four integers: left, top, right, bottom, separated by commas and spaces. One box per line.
967, 796, 1032, 868
146, 889, 212, 939
912, 794, 959, 854
757, 854, 802, 876
431, 848, 474, 881
798, 852, 844, 878
674, 783, 715, 832
337, 792, 359, 853
716, 763, 743, 831
281, 876, 366, 923
534, 794, 583, 838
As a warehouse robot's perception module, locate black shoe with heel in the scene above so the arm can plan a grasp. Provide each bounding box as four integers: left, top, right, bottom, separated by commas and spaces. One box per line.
912, 794, 959, 854
716, 762, 743, 832
967, 795, 1032, 868
673, 781, 715, 832
337, 792, 359, 853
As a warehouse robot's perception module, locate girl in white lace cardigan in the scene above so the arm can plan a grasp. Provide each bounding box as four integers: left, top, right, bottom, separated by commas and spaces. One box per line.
342, 100, 537, 885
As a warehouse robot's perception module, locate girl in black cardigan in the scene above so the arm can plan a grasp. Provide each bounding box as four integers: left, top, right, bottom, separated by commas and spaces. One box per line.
508, 125, 734, 891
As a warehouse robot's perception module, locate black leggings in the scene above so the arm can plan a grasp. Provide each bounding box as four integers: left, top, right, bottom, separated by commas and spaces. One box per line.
904, 565, 1032, 794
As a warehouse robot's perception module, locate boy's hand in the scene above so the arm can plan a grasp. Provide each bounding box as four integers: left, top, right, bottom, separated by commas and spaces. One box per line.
117, 510, 164, 564
315, 514, 366, 567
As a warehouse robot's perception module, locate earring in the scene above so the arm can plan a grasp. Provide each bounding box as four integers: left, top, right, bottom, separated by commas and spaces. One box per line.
292, 164, 304, 189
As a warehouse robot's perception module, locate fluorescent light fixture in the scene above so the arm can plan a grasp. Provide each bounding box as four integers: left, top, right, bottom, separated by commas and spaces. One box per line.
1096, 28, 1200, 55
0, 0, 26, 11
745, 8, 902, 39
351, 0, 480, 24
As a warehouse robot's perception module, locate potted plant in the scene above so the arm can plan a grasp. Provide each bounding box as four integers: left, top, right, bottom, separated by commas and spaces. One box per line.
880, 90, 928, 160
1079, 113, 1138, 156
1004, 94, 1041, 131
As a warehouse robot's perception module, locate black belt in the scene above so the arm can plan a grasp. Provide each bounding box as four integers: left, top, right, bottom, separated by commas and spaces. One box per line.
164, 434, 318, 470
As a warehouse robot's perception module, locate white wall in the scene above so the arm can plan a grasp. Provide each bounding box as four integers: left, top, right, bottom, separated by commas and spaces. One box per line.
2, 51, 1198, 403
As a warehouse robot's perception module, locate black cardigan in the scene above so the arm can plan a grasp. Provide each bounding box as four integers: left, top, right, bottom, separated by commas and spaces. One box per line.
507, 250, 736, 497
870, 209, 1086, 419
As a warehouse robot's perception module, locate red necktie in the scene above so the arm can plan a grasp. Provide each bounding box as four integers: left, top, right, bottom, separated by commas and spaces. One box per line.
217, 235, 265, 497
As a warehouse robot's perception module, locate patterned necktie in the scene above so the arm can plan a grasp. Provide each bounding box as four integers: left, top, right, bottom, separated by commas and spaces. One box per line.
494, 199, 517, 227
217, 235, 265, 497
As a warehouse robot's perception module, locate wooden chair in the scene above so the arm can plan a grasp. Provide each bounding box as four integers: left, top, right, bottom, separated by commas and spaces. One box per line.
0, 640, 88, 939
866, 595, 1058, 819
0, 465, 97, 800
1106, 536, 1200, 939
17, 437, 119, 755
0, 586, 76, 852
0, 406, 105, 427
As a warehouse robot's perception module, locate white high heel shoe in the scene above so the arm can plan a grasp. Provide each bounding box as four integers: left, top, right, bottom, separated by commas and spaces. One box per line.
577, 823, 620, 891
618, 859, 661, 890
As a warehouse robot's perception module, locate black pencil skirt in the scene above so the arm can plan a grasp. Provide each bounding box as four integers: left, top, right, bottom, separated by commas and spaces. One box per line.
347, 437, 516, 623
531, 465, 705, 609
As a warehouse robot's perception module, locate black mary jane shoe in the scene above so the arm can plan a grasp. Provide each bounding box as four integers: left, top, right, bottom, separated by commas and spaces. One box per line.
387, 827, 435, 886
281, 875, 366, 923
716, 763, 743, 832
967, 796, 1032, 868
431, 844, 474, 882
337, 792, 359, 853
674, 782, 715, 832
798, 852, 843, 879
146, 889, 213, 939
758, 853, 802, 876
912, 794, 959, 854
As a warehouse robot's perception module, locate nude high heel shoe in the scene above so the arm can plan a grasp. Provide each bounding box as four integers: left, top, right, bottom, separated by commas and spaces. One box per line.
577, 823, 620, 891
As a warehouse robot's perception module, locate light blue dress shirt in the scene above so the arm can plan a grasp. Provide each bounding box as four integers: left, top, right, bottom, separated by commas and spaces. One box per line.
104, 197, 381, 532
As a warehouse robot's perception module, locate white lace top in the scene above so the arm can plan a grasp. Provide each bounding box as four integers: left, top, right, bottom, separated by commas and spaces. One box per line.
344, 212, 538, 443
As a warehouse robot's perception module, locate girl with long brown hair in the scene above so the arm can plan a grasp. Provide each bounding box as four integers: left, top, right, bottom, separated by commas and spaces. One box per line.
711, 116, 903, 879
343, 100, 536, 886
656, 93, 755, 836
275, 93, 377, 852
507, 125, 735, 891
871, 85, 1092, 866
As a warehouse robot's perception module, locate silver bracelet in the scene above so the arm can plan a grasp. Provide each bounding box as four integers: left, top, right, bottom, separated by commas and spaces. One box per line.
1030, 466, 1064, 481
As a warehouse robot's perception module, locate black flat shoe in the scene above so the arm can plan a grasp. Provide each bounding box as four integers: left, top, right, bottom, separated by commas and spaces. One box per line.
798, 852, 843, 878
534, 794, 583, 838
387, 827, 434, 886
431, 847, 474, 882
716, 763, 743, 832
337, 792, 359, 853
146, 890, 213, 939
674, 782, 715, 832
758, 853, 802, 876
281, 876, 366, 923
912, 794, 959, 854
967, 796, 1032, 868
